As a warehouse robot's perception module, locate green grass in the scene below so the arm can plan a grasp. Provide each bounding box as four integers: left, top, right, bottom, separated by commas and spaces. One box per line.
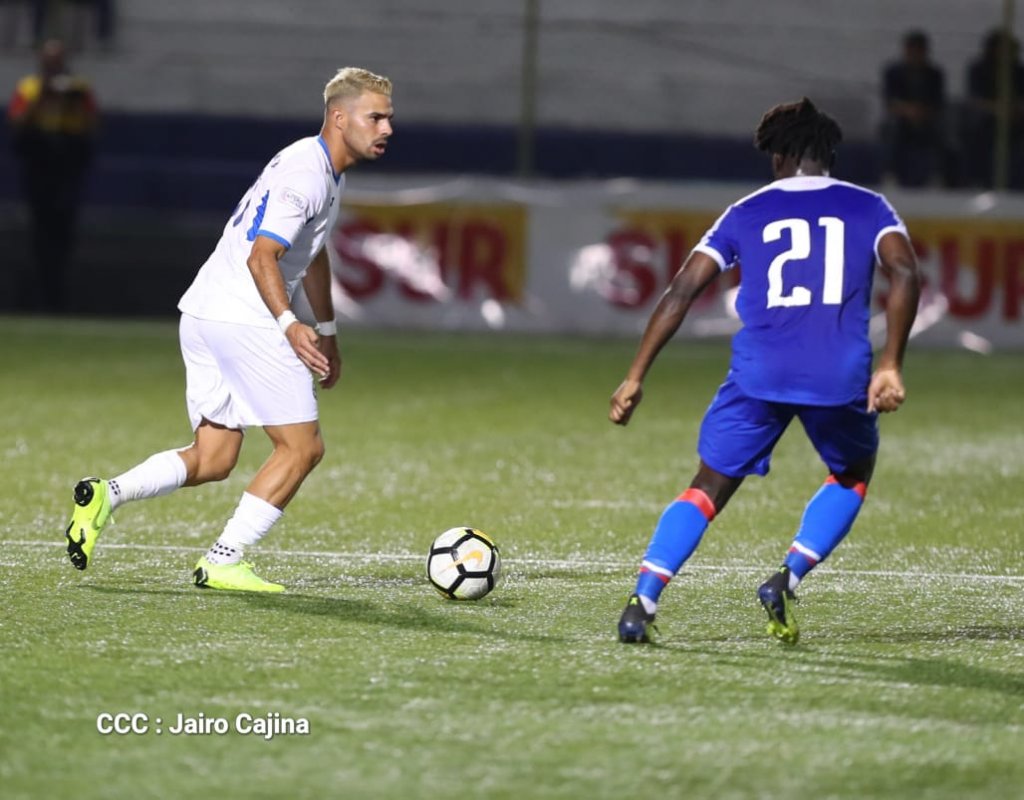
1, 316, 1021, 800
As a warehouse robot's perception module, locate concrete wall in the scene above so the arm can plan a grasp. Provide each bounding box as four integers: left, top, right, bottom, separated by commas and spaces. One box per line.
2, 0, 1022, 140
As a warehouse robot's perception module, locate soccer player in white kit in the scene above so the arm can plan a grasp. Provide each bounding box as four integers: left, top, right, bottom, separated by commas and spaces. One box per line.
64, 67, 394, 592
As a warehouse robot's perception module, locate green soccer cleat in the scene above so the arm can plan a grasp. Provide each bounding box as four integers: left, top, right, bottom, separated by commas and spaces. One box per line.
65, 477, 113, 571
192, 557, 285, 593
757, 568, 800, 644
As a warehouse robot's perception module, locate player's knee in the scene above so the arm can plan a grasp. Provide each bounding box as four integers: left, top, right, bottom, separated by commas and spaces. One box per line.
181, 443, 237, 485
204, 462, 235, 483
308, 438, 325, 470
281, 437, 324, 475
835, 454, 875, 487
689, 466, 741, 514
677, 487, 718, 521
827, 472, 869, 498
197, 453, 237, 483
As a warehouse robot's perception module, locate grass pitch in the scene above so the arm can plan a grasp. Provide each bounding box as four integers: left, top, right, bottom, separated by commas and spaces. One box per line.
0, 316, 1021, 800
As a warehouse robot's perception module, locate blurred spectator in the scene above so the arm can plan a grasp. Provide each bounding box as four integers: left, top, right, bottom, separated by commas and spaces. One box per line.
880, 30, 946, 187
963, 28, 1024, 190
7, 39, 98, 312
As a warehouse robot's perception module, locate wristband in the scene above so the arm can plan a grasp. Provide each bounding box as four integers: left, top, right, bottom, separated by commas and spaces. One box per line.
316, 319, 338, 336
276, 310, 298, 334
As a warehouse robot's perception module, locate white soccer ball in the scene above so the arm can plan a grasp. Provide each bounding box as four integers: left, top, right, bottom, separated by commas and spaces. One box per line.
426, 527, 502, 600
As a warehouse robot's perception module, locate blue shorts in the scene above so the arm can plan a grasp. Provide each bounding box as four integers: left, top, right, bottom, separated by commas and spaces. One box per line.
697, 377, 879, 478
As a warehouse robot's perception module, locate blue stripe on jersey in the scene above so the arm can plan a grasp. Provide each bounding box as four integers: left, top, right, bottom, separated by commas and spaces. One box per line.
245, 191, 270, 242
254, 230, 292, 249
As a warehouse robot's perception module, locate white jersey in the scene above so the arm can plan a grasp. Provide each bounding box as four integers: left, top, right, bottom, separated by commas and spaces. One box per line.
179, 136, 344, 327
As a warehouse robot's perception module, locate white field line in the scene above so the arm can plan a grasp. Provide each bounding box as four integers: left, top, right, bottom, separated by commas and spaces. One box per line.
5, 539, 1024, 584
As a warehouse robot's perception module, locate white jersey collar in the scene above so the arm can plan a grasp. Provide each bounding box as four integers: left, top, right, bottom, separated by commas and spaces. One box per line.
317, 136, 342, 185
770, 175, 838, 191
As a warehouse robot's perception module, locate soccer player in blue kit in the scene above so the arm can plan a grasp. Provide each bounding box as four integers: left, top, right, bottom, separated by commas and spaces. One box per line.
611, 98, 921, 644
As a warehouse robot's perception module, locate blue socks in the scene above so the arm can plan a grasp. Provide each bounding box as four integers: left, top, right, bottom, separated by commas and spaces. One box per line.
783, 476, 866, 586
635, 488, 716, 609
631, 477, 866, 610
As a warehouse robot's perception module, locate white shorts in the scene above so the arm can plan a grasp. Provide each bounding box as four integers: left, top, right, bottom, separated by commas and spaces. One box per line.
179, 313, 318, 431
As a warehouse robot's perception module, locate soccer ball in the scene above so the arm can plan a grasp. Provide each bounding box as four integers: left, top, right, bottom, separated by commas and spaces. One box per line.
426, 527, 501, 600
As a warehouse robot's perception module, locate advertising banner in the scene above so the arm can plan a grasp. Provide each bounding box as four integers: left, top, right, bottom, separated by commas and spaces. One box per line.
326, 178, 1024, 349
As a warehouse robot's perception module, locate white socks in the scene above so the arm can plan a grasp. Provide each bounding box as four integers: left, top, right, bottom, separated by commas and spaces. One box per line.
204, 540, 243, 566
204, 492, 283, 565
108, 449, 188, 511
106, 452, 282, 568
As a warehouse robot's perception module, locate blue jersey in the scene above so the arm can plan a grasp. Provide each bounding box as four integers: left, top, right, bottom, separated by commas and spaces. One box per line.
694, 176, 908, 405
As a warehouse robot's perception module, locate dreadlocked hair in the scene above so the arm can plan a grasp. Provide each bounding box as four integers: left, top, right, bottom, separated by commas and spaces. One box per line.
753, 97, 843, 165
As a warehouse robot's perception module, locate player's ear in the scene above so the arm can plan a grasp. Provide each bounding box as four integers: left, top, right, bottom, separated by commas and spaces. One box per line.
326, 102, 345, 132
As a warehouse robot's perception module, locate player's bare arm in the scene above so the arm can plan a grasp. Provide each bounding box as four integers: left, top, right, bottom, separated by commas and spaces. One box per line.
610, 251, 721, 426
869, 231, 921, 413
302, 246, 341, 389
246, 234, 330, 378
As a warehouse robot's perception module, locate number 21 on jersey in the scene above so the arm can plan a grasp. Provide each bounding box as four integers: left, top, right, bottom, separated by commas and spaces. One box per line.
763, 217, 845, 308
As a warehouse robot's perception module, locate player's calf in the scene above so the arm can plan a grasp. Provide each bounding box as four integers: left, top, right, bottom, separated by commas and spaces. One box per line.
783, 474, 867, 587
618, 487, 718, 643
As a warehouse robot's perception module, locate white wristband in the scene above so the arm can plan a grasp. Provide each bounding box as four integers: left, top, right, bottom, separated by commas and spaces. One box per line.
316, 319, 338, 336
276, 310, 298, 334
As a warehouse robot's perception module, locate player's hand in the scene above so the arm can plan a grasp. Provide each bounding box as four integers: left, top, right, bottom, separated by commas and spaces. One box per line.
610, 379, 643, 426
867, 367, 906, 413
284, 322, 330, 380
317, 335, 342, 389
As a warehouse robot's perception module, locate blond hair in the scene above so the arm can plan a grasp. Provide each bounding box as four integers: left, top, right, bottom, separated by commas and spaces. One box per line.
323, 67, 392, 107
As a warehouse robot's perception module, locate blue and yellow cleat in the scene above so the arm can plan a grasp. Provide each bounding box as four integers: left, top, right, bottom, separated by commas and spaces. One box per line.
65, 477, 113, 571
193, 557, 285, 593
757, 568, 800, 644
618, 593, 658, 643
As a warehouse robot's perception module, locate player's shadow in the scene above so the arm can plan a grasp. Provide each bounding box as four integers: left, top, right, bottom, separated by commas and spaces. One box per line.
804, 650, 1024, 699
844, 625, 1024, 645
82, 583, 197, 597
242, 592, 557, 643
846, 652, 1024, 697
664, 639, 1024, 699
80, 583, 558, 644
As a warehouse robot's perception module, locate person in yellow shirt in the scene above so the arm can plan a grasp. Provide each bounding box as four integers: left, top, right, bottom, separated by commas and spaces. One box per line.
8, 40, 98, 312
